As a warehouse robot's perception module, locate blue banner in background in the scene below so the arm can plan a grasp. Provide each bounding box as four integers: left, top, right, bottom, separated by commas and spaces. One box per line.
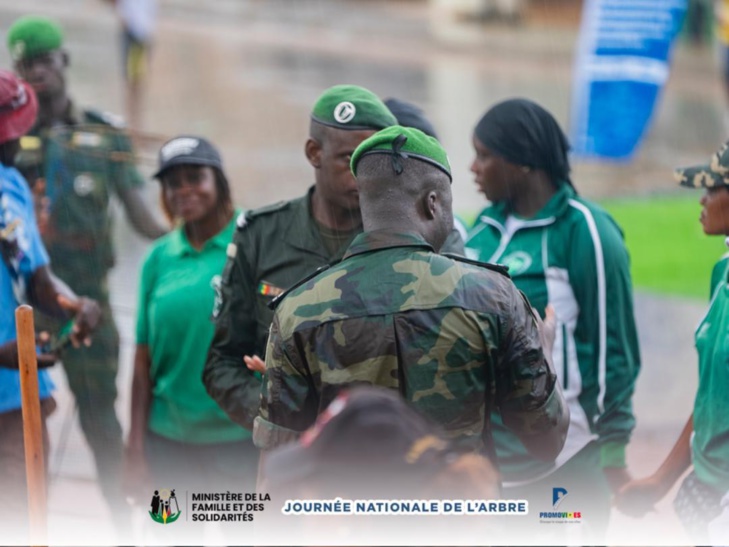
570, 0, 687, 160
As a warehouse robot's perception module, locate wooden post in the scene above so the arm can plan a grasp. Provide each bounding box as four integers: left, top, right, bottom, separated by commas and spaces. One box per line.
15, 304, 47, 547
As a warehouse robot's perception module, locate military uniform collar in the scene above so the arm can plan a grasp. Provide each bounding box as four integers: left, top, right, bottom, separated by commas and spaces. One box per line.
344, 230, 434, 259
168, 210, 239, 257
64, 100, 82, 125
30, 99, 81, 136
283, 186, 354, 261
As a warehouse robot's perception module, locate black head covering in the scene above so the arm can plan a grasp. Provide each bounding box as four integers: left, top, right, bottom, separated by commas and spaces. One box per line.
474, 98, 572, 187
384, 98, 439, 139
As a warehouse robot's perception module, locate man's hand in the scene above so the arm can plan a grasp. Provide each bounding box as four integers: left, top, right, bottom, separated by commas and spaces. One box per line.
604, 466, 632, 493
0, 334, 58, 369
57, 295, 101, 348
614, 476, 663, 517
117, 186, 168, 240
534, 304, 556, 360
244, 355, 265, 374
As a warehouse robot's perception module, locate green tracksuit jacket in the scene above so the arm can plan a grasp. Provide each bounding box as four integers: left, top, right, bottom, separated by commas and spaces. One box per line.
465, 184, 641, 484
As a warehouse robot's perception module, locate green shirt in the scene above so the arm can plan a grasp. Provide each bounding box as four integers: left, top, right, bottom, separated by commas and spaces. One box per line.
136, 212, 250, 444
693, 255, 729, 494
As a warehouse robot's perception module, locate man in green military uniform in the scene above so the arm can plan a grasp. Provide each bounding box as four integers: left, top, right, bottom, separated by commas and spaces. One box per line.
8, 16, 166, 517
253, 126, 569, 464
204, 86, 464, 429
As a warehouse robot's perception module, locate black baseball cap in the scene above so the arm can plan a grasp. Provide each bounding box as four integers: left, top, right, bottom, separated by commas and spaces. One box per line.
262, 386, 456, 491
153, 135, 223, 179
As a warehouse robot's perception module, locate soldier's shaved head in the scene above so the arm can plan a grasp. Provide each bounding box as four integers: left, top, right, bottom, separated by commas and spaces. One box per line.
355, 154, 453, 252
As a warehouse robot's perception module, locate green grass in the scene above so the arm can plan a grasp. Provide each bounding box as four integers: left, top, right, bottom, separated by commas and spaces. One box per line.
458, 194, 727, 300
600, 195, 725, 300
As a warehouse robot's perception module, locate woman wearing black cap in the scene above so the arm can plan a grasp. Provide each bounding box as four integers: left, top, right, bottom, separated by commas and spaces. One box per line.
464, 98, 641, 540
125, 136, 258, 504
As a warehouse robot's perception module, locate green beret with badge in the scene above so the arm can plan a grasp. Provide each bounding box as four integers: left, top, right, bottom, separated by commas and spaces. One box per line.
7, 16, 63, 61
311, 85, 397, 131
675, 141, 729, 189
350, 124, 452, 181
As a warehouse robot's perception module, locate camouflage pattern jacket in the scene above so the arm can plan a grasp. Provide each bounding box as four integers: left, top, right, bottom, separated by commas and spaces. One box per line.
204, 188, 465, 430
254, 230, 565, 455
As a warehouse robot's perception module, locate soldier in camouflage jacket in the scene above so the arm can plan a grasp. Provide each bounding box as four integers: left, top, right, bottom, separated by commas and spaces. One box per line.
254, 126, 569, 465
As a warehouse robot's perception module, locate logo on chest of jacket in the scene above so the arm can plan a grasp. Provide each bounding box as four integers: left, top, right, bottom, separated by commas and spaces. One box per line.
500, 251, 533, 276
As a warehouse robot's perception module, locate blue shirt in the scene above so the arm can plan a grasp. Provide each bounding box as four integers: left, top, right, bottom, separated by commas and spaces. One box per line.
0, 163, 54, 413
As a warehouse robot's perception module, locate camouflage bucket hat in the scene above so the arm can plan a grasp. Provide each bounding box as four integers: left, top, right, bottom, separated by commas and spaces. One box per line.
674, 141, 729, 189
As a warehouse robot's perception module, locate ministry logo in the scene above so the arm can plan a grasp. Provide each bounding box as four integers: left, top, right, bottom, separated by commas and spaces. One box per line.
149, 488, 182, 524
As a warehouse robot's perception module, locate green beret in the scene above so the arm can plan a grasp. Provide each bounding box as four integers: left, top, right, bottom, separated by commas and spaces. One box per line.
351, 125, 452, 181
311, 85, 397, 131
7, 16, 63, 61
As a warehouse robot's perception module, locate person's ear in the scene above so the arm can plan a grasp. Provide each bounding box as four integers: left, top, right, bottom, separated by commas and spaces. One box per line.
305, 138, 322, 169
423, 190, 438, 220
420, 190, 440, 220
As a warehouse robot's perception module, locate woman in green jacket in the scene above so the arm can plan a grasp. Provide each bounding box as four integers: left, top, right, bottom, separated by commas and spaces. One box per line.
616, 142, 729, 544
465, 98, 641, 541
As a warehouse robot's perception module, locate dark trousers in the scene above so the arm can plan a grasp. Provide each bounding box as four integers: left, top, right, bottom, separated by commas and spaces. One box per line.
144, 430, 259, 493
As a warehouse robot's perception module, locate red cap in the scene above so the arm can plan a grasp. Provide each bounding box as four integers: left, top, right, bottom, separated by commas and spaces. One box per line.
0, 70, 37, 145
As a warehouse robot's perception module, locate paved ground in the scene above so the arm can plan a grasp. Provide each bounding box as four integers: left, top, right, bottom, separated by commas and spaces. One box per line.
0, 0, 722, 544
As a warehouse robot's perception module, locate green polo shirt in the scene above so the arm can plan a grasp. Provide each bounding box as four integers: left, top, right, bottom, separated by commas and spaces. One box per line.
136, 211, 250, 443
693, 255, 729, 494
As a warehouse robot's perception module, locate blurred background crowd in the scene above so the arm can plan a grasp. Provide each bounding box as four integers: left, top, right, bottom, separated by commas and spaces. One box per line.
1, 0, 729, 544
